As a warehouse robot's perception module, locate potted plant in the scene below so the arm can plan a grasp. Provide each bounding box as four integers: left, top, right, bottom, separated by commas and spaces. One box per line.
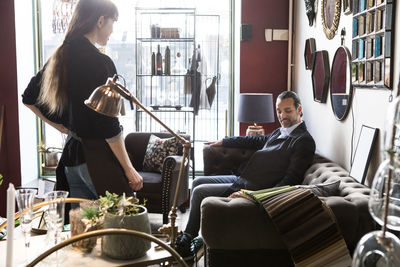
76, 192, 151, 259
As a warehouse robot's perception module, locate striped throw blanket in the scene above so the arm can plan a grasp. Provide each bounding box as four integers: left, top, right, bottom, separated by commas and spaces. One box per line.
241, 186, 352, 267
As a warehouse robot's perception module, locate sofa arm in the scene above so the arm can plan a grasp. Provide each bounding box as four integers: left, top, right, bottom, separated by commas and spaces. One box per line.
203, 145, 257, 176
322, 196, 376, 252
161, 155, 189, 212
201, 197, 286, 250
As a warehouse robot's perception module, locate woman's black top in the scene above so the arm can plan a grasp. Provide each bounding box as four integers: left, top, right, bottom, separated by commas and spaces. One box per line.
22, 37, 132, 196
22, 36, 120, 139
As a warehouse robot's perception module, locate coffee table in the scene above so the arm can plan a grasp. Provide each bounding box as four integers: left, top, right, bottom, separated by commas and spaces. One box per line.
0, 230, 178, 266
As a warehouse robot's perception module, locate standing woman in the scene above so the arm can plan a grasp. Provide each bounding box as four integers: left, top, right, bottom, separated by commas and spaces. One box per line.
22, 0, 143, 200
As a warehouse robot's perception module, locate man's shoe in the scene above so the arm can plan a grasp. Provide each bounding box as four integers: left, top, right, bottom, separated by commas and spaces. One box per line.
175, 233, 194, 261
191, 236, 204, 259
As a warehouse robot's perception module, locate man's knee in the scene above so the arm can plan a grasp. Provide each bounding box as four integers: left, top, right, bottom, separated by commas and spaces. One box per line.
191, 184, 211, 200
192, 176, 212, 188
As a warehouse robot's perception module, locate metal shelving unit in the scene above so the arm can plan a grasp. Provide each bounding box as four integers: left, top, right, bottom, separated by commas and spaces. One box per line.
135, 7, 197, 177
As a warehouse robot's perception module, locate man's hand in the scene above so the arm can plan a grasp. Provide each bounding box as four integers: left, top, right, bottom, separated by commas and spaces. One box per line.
229, 191, 243, 198
126, 167, 143, 191
204, 140, 223, 147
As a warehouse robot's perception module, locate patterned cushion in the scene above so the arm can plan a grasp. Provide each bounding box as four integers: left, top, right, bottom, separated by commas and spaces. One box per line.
143, 135, 179, 173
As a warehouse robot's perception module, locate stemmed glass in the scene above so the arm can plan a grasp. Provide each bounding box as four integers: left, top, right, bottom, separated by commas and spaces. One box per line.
15, 188, 37, 264
44, 191, 69, 245
43, 190, 69, 264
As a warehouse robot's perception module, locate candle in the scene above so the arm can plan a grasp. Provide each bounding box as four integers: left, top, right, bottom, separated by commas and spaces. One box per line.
6, 183, 15, 267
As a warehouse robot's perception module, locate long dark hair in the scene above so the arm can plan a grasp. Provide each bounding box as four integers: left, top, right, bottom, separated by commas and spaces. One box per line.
38, 0, 118, 116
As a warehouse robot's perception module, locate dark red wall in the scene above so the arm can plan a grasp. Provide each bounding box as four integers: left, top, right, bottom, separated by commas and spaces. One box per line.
240, 0, 289, 135
0, 0, 21, 217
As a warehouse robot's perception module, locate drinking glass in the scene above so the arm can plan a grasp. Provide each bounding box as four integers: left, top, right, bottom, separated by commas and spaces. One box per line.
42, 190, 69, 264
44, 190, 69, 247
15, 188, 37, 263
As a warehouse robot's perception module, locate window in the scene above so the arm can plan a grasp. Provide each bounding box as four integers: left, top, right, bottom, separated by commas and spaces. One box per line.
35, 0, 233, 177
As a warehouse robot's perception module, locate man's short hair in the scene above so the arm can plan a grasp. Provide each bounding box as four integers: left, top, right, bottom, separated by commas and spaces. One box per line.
277, 91, 301, 109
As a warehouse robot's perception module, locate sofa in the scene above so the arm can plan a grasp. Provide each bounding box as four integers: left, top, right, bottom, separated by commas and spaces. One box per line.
200, 145, 376, 267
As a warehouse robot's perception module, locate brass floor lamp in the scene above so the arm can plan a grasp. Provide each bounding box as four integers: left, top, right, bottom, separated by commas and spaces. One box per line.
84, 74, 191, 248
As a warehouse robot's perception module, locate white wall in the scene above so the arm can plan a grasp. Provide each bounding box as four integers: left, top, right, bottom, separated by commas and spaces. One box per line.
293, 1, 400, 184
15, 0, 38, 185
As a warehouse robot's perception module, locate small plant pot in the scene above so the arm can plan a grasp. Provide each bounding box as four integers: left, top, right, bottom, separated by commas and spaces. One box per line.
101, 205, 151, 260
69, 201, 100, 252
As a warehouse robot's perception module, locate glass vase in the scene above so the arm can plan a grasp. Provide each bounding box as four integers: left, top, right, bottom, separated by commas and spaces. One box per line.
369, 160, 400, 231
352, 230, 400, 267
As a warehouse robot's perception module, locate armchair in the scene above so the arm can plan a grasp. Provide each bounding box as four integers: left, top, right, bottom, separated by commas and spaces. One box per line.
125, 132, 190, 224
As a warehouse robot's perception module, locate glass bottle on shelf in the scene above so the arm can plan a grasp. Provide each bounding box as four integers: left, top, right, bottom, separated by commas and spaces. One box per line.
156, 44, 162, 75
151, 52, 155, 75
172, 52, 185, 75
165, 46, 171, 75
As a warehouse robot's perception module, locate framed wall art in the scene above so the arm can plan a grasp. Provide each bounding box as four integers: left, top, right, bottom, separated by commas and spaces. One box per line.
321, 0, 342, 39
304, 38, 316, 70
349, 125, 378, 184
331, 45, 353, 120
351, 0, 396, 89
312, 50, 330, 103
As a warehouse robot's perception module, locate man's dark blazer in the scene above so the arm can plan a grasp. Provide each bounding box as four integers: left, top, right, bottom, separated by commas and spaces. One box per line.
222, 121, 316, 195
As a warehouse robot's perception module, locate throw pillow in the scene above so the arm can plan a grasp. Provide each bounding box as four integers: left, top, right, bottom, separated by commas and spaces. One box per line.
299, 180, 341, 197
143, 135, 180, 173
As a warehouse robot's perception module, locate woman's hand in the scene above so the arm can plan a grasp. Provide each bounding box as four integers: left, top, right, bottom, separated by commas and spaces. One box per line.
126, 167, 143, 191
204, 140, 223, 147
53, 123, 68, 134
24, 104, 68, 134
106, 133, 144, 192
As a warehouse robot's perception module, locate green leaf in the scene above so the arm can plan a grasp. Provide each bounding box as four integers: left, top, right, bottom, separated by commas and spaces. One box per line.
96, 192, 146, 216
81, 207, 99, 220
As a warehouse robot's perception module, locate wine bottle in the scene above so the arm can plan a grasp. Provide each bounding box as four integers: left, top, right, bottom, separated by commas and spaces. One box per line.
165, 46, 171, 75
151, 52, 156, 75
197, 44, 201, 62
156, 44, 162, 75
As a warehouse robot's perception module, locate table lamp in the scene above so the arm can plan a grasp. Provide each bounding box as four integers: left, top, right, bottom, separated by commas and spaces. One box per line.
238, 93, 275, 136
84, 74, 190, 248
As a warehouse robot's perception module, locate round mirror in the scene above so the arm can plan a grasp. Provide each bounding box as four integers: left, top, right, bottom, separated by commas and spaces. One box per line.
330, 46, 353, 120
321, 0, 341, 39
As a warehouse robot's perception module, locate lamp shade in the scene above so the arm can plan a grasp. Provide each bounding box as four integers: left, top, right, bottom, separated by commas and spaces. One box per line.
238, 93, 275, 123
84, 77, 123, 117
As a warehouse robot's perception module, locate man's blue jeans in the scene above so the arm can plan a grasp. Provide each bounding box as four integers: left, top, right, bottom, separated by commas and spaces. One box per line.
184, 175, 239, 238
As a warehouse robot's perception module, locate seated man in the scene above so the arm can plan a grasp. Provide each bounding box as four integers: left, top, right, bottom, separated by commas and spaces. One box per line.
176, 91, 316, 259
